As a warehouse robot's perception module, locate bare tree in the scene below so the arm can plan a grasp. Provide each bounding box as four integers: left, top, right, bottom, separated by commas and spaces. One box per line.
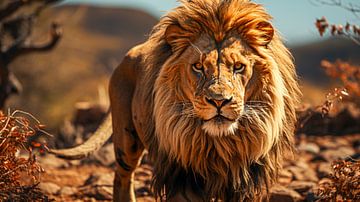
0, 0, 62, 109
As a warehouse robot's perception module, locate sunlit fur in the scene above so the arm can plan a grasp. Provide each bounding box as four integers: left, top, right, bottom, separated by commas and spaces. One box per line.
140, 0, 301, 200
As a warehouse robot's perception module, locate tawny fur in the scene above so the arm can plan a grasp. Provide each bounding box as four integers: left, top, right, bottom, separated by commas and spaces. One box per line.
51, 0, 301, 201
147, 0, 301, 200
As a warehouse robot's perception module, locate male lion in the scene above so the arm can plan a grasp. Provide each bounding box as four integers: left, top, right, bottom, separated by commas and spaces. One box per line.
51, 0, 301, 201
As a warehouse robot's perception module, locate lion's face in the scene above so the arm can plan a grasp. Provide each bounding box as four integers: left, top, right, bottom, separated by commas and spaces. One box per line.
172, 36, 261, 136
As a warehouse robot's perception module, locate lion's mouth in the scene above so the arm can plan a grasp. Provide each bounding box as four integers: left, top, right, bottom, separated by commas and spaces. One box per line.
202, 114, 238, 136
204, 114, 234, 123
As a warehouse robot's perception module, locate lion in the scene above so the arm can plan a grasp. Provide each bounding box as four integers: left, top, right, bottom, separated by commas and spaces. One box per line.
50, 0, 301, 201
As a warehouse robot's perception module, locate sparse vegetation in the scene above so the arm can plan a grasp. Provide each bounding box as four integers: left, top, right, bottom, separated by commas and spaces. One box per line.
317, 160, 360, 201
311, 1, 360, 201
0, 110, 48, 201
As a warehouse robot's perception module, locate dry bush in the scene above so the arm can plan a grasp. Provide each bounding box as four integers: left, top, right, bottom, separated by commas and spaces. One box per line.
0, 110, 49, 201
314, 1, 360, 104
318, 87, 349, 116
321, 60, 360, 100
317, 160, 360, 201
313, 0, 360, 106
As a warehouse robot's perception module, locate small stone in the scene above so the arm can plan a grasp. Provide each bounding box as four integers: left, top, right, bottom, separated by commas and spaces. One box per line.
287, 180, 316, 193
38, 154, 70, 168
278, 169, 293, 185
298, 143, 320, 154
38, 182, 61, 195
85, 143, 115, 166
81, 173, 114, 200
269, 185, 302, 202
287, 166, 318, 182
59, 186, 76, 196
321, 147, 355, 161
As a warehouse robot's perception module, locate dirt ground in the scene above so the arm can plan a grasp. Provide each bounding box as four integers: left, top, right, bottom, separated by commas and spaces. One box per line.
37, 133, 360, 202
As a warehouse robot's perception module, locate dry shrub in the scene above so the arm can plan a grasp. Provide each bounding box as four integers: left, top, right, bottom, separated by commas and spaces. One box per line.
318, 87, 349, 116
0, 110, 49, 201
321, 60, 360, 99
317, 160, 360, 201
297, 87, 348, 129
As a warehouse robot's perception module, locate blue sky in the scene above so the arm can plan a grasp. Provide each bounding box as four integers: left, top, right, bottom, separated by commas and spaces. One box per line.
63, 0, 359, 45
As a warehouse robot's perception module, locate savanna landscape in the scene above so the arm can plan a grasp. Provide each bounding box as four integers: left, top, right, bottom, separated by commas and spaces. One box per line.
0, 0, 359, 201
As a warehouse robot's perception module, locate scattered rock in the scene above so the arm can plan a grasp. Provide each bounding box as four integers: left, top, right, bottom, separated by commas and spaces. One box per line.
38, 154, 70, 168
321, 146, 355, 161
286, 166, 318, 182
81, 173, 114, 200
278, 169, 293, 185
269, 185, 302, 202
73, 102, 107, 126
287, 181, 316, 194
297, 106, 360, 135
38, 182, 61, 195
298, 142, 320, 154
58, 186, 76, 196
85, 143, 115, 166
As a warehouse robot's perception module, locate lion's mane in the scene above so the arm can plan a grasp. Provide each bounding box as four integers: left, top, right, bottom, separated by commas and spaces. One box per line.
140, 0, 301, 200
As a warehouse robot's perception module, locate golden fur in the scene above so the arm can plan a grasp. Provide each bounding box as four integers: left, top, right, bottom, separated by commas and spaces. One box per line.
147, 0, 300, 200
51, 0, 301, 201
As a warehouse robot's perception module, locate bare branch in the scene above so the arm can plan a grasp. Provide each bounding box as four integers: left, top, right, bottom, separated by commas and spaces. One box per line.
315, 17, 360, 46
0, 0, 60, 20
8, 23, 62, 60
0, 0, 27, 21
310, 0, 360, 16
2, 0, 63, 62
0, 0, 63, 108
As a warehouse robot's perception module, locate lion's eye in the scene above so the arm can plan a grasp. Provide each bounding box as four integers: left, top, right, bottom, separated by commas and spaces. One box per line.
192, 62, 203, 73
233, 62, 246, 73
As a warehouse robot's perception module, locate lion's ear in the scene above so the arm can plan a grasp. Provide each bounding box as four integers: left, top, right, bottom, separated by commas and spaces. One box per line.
165, 24, 183, 46
165, 24, 192, 51
242, 21, 274, 47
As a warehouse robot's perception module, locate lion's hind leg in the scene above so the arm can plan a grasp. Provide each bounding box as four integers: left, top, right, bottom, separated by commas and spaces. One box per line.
110, 82, 145, 201
112, 122, 145, 202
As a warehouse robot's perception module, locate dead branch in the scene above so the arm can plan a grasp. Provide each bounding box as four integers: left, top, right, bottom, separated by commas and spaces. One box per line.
0, 0, 61, 21
0, 0, 62, 109
7, 22, 62, 60
311, 0, 360, 15
315, 16, 360, 45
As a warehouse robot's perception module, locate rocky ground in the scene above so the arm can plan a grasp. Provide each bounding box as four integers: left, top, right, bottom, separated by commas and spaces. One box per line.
31, 103, 359, 202
35, 133, 359, 202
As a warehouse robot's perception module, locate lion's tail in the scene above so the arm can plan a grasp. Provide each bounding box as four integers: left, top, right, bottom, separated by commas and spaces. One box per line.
49, 114, 112, 160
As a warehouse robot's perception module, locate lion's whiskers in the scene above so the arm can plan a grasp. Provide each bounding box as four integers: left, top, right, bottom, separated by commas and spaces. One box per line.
172, 102, 197, 118
241, 103, 270, 122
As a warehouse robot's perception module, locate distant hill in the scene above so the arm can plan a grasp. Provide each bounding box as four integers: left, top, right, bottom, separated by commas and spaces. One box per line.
7, 4, 359, 130
291, 38, 360, 84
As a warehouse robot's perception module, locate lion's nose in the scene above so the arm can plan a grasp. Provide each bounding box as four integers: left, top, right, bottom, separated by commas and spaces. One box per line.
205, 97, 232, 109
